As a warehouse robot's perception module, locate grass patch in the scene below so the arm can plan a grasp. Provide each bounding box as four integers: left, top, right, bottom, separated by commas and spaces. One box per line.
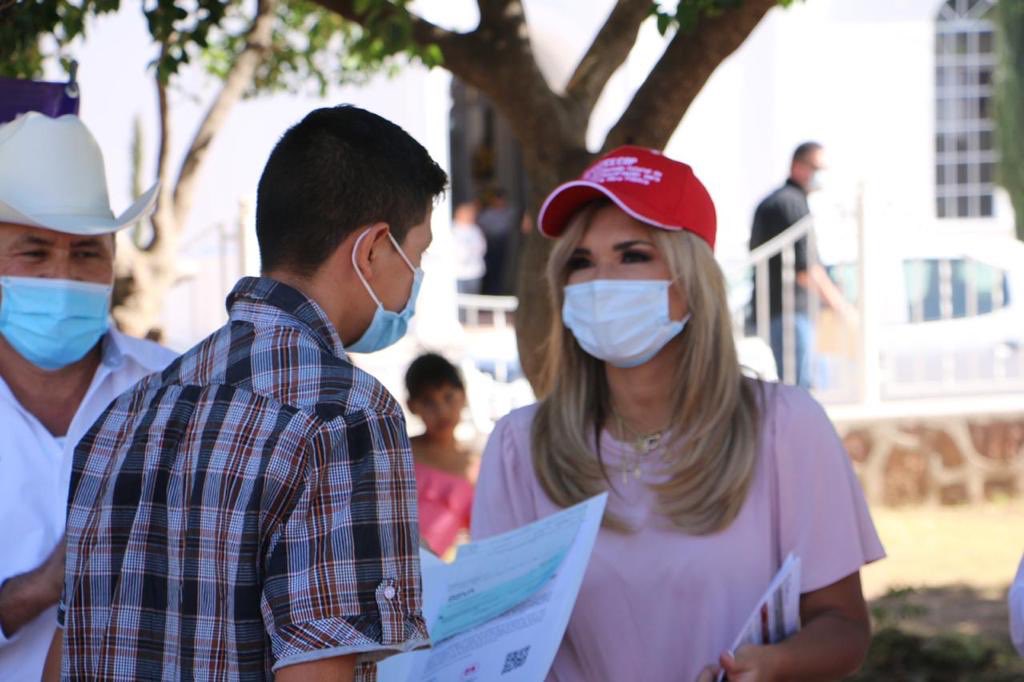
849, 586, 1024, 681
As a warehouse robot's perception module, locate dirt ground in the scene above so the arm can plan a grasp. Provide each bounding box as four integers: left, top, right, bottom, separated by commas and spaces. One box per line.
851, 502, 1024, 680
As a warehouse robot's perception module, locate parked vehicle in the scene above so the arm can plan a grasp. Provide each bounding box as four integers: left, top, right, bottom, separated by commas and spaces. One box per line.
823, 233, 1024, 398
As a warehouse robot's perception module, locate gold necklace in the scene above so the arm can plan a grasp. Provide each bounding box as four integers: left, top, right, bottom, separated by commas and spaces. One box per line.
612, 410, 667, 484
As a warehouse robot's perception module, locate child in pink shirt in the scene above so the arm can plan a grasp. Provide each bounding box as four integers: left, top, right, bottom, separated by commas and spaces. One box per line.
406, 353, 477, 558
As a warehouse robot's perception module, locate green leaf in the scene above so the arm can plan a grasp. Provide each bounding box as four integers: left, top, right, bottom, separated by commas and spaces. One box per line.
656, 12, 671, 36
423, 43, 444, 68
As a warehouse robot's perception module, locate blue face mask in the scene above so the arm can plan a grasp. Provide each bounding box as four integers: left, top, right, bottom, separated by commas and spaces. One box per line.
0, 276, 112, 371
348, 231, 424, 354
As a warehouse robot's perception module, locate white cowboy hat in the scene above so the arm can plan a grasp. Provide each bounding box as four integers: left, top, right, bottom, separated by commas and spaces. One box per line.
0, 112, 158, 235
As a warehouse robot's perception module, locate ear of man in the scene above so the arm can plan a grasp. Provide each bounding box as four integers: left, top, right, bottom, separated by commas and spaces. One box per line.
351, 222, 391, 284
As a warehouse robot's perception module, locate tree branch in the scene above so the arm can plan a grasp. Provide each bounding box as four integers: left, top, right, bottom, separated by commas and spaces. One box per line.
171, 0, 278, 228
155, 75, 172, 211
313, 0, 569, 157
463, 0, 569, 140
475, 0, 526, 32
312, 0, 511, 97
564, 0, 651, 113
603, 0, 778, 151
145, 52, 175, 254
313, 0, 474, 61
472, 1, 532, 73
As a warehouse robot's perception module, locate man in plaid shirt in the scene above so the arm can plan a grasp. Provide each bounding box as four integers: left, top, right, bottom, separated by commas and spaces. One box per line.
44, 106, 447, 681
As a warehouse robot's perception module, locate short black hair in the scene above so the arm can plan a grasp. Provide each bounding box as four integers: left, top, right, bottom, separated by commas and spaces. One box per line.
256, 105, 448, 274
405, 353, 464, 400
792, 141, 823, 165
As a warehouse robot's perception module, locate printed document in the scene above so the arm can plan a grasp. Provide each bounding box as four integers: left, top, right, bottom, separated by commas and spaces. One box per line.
378, 493, 608, 682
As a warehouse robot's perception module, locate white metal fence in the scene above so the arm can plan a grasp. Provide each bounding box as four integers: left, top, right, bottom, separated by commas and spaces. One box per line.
456, 293, 520, 384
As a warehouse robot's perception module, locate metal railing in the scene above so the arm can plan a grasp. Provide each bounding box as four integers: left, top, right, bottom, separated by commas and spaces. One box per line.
456, 294, 519, 384
734, 214, 822, 388
457, 293, 518, 329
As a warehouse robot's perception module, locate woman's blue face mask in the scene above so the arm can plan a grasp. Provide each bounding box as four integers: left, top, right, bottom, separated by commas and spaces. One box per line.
347, 230, 423, 354
0, 276, 112, 370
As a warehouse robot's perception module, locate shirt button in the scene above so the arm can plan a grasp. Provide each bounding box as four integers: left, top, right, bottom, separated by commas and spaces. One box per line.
383, 585, 396, 600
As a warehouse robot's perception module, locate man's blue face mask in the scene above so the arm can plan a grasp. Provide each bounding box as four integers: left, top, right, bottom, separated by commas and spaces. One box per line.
0, 276, 112, 370
347, 230, 423, 354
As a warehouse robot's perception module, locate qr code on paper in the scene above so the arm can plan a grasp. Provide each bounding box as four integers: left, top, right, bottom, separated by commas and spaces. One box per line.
501, 645, 530, 674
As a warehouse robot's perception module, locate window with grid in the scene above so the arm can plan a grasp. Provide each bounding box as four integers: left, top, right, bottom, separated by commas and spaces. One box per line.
935, 0, 998, 219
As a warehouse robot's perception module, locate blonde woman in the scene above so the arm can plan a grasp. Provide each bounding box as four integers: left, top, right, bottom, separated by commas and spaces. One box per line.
471, 146, 884, 681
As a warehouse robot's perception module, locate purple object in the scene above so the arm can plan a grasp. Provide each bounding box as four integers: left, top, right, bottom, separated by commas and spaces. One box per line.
0, 76, 80, 124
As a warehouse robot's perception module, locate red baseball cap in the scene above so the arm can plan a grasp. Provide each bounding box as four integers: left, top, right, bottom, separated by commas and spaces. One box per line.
537, 145, 717, 249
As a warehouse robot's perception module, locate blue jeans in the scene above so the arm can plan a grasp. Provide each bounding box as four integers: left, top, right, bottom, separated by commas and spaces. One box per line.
770, 314, 814, 388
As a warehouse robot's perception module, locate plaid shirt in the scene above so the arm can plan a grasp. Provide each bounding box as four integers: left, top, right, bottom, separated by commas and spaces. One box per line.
59, 277, 428, 680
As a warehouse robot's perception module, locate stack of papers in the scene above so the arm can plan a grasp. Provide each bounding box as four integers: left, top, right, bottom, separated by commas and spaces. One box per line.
379, 493, 608, 682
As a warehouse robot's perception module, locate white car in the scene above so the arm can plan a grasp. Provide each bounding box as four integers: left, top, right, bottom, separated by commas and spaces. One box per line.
825, 233, 1024, 398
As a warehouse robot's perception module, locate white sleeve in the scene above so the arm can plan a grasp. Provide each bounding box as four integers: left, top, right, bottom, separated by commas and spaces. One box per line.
1010, 554, 1024, 656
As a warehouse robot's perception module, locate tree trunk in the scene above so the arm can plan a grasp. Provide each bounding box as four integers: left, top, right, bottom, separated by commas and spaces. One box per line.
112, 71, 180, 340
513, 147, 594, 396
113, 232, 180, 341
112, 0, 277, 340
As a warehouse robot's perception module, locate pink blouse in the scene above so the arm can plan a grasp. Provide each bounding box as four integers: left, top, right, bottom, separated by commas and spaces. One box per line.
414, 460, 474, 556
471, 381, 885, 682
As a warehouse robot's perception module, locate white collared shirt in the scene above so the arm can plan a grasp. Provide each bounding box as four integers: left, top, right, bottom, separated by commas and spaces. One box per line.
0, 330, 176, 681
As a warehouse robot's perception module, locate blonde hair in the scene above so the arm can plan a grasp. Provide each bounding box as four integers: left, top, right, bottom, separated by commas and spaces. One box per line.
532, 201, 761, 534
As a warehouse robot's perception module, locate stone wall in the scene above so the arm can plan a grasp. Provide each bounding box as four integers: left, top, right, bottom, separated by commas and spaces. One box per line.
837, 413, 1024, 506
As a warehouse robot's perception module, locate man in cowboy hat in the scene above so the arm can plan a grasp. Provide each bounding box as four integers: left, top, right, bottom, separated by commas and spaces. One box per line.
0, 112, 175, 680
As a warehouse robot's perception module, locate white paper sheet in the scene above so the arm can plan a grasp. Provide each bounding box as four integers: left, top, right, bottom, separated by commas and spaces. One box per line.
378, 493, 608, 682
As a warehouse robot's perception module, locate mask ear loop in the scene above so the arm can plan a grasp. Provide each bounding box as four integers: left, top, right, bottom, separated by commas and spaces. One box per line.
351, 229, 384, 308
387, 232, 418, 273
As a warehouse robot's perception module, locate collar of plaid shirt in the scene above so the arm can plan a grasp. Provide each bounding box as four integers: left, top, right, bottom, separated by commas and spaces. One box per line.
227, 276, 347, 357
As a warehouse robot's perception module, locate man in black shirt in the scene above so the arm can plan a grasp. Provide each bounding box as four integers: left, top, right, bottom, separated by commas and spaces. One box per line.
748, 142, 850, 387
